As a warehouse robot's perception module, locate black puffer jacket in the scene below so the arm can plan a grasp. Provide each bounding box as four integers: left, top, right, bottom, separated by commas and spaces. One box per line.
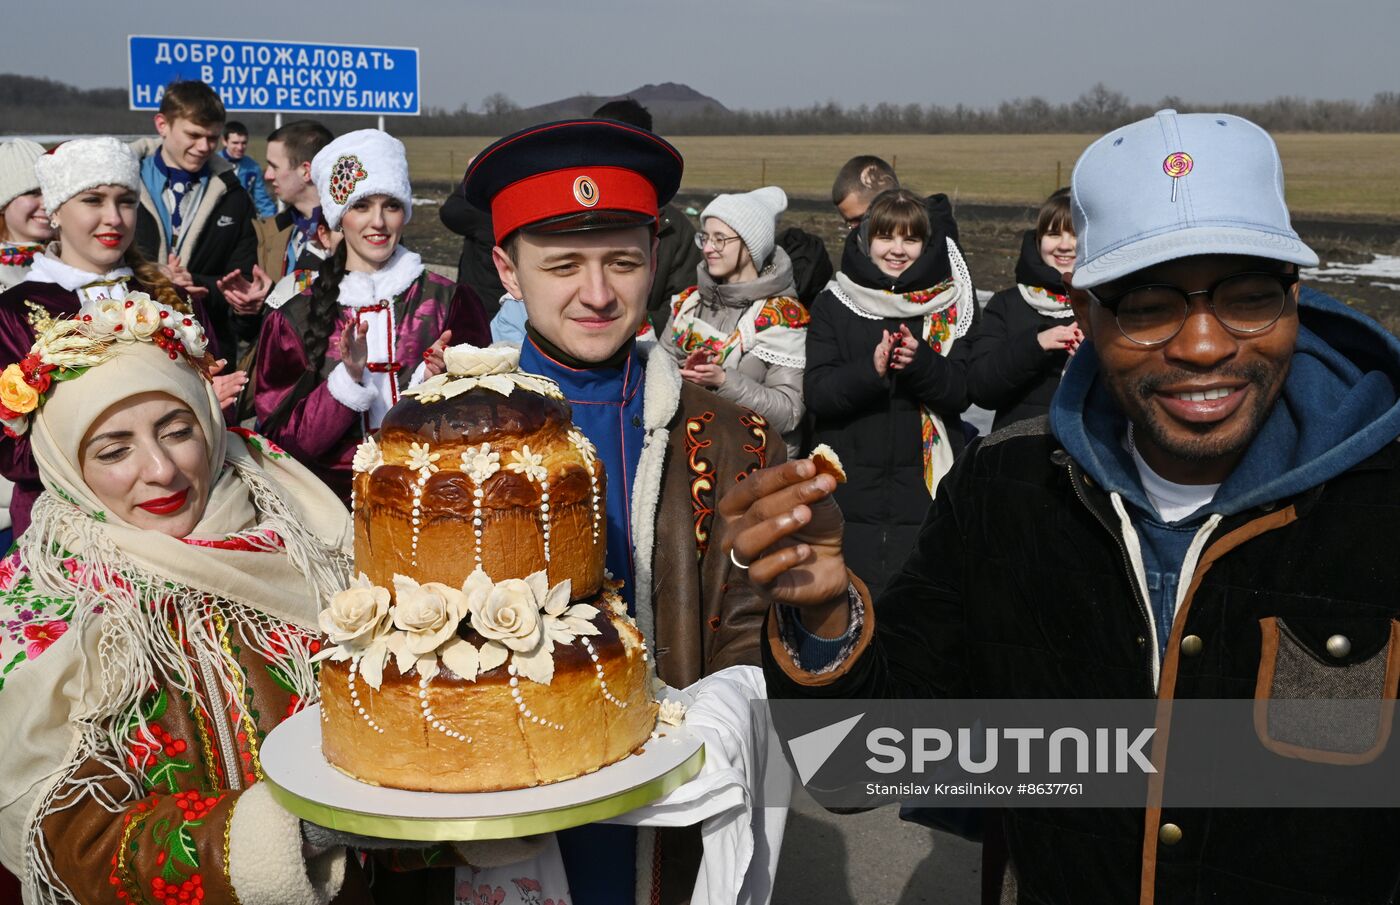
804, 228, 974, 600
133, 164, 258, 359
957, 229, 1073, 432
439, 182, 507, 318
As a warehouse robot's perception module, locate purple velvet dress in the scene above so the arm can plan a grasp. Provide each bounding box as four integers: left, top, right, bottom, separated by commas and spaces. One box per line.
252, 271, 489, 501
0, 280, 219, 537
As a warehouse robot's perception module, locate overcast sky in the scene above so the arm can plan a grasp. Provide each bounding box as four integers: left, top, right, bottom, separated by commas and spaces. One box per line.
12, 0, 1397, 112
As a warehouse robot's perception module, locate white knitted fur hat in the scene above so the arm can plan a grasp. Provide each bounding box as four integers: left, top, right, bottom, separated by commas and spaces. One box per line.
33, 137, 141, 216
311, 129, 413, 231
700, 186, 787, 268
0, 139, 46, 211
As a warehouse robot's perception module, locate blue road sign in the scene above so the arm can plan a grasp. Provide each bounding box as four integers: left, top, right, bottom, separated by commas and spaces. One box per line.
128, 36, 420, 116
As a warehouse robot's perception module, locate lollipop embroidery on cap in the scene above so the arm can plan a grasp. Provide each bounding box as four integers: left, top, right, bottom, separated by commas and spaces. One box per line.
1163, 152, 1193, 202
329, 155, 369, 205
573, 174, 599, 208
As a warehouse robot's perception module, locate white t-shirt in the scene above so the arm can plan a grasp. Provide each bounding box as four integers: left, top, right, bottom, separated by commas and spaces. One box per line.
1126, 428, 1220, 522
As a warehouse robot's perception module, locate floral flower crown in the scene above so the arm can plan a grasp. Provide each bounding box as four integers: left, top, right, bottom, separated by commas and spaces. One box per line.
0, 293, 211, 438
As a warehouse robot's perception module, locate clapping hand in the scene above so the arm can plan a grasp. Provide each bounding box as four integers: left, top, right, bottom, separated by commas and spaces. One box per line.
207, 358, 248, 409
1038, 322, 1083, 355
681, 348, 725, 387
338, 320, 370, 382
422, 330, 453, 377
163, 253, 209, 301
889, 323, 918, 371
873, 330, 895, 377
217, 265, 273, 316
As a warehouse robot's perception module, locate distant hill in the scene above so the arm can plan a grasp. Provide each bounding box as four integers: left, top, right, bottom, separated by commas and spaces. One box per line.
2, 73, 1394, 139
520, 83, 730, 122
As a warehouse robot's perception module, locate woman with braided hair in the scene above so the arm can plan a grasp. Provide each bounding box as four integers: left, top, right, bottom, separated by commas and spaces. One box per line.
251, 129, 489, 501
0, 137, 238, 537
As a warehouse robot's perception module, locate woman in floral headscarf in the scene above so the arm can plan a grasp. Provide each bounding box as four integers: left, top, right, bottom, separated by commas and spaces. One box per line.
0, 301, 369, 905
804, 188, 976, 602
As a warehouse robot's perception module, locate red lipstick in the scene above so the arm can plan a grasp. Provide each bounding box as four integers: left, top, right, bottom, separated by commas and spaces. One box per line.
137, 488, 189, 515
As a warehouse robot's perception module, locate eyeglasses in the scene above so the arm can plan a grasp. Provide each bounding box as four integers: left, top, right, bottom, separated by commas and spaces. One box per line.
695, 232, 742, 251
1086, 271, 1299, 346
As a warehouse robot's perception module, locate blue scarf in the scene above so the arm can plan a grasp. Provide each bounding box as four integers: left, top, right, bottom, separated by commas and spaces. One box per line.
518, 337, 647, 611
288, 205, 322, 272
151, 154, 208, 233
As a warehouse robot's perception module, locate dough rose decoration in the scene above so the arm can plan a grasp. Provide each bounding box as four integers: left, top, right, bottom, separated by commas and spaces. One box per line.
0, 295, 212, 438
351, 435, 383, 474
405, 342, 566, 403
314, 567, 601, 690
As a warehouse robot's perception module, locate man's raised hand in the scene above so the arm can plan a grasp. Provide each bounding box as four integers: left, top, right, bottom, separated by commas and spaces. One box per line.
717, 459, 851, 632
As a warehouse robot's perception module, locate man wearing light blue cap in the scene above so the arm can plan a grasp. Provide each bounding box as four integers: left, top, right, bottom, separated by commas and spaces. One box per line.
735, 109, 1400, 902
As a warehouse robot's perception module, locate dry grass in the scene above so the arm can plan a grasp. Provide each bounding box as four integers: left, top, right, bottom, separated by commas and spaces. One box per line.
365, 133, 1400, 220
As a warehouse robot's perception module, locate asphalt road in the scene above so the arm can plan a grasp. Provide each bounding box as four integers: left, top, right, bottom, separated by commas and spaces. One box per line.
773, 785, 983, 904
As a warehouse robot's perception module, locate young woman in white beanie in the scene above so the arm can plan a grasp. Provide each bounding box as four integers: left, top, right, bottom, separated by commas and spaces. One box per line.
250, 129, 490, 502
0, 139, 54, 290
662, 185, 809, 455
0, 137, 237, 537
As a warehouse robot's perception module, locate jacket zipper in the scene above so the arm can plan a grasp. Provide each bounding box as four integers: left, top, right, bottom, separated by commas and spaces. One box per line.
1066, 460, 1157, 685
195, 635, 243, 792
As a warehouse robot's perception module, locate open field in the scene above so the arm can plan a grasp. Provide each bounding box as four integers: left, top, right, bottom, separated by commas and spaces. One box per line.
247, 129, 1397, 331
336, 133, 1400, 220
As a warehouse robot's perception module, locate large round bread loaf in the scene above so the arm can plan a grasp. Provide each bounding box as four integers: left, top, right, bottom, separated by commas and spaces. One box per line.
317, 346, 659, 793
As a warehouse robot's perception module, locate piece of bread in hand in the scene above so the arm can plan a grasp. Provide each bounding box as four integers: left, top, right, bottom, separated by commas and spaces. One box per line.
809, 443, 847, 484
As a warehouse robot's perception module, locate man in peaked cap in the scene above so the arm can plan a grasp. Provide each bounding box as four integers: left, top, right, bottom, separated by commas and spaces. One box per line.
460, 119, 778, 904
730, 108, 1400, 903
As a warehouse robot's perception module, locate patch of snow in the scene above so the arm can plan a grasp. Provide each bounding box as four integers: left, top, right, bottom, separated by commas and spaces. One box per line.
1304, 254, 1400, 284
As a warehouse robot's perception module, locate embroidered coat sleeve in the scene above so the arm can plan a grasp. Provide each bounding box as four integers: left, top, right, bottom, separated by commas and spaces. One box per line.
650, 386, 782, 686
0, 562, 351, 905
704, 454, 783, 676
38, 767, 348, 905
803, 298, 890, 419
252, 308, 361, 460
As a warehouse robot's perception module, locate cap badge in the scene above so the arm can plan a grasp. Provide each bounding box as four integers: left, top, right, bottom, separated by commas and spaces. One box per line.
572, 175, 599, 208
1162, 152, 1193, 202
329, 155, 369, 205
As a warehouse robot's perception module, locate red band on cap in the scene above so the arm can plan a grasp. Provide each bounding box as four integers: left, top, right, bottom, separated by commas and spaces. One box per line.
490, 166, 658, 243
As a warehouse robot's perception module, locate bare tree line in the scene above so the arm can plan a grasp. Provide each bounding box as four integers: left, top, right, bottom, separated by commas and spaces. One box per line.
3, 75, 1398, 136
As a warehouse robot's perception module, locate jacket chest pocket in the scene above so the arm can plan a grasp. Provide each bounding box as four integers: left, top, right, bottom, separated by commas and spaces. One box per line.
1254, 615, 1400, 764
